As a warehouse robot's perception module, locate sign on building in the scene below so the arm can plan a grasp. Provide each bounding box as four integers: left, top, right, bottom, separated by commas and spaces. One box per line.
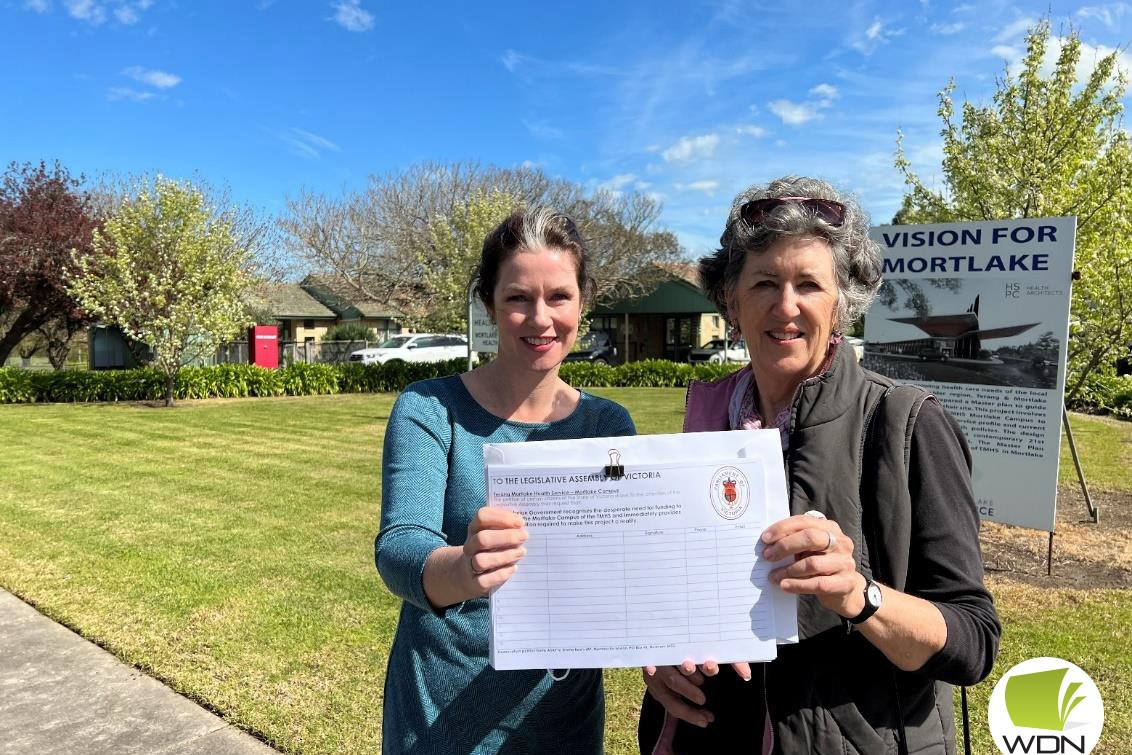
864, 217, 1076, 531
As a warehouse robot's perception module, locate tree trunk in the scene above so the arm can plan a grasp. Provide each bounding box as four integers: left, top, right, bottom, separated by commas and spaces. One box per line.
165, 372, 176, 407
46, 336, 73, 370
0, 308, 49, 366
1065, 345, 1113, 402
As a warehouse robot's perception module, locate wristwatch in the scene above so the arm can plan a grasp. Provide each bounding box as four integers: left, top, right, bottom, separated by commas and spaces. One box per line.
848, 578, 883, 625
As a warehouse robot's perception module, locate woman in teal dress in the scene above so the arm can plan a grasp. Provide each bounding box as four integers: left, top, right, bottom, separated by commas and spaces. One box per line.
376, 208, 635, 754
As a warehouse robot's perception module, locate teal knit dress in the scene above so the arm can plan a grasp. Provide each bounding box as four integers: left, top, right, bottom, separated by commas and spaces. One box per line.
376, 375, 635, 754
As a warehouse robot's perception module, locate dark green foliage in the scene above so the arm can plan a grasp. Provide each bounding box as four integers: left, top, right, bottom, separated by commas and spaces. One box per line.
322, 323, 376, 343
561, 359, 744, 388
0, 359, 749, 404
1067, 373, 1132, 419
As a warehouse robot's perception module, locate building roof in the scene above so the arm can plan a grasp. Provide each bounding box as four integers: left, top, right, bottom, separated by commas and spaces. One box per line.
655, 262, 702, 289
301, 274, 406, 319
591, 262, 716, 316
244, 283, 335, 319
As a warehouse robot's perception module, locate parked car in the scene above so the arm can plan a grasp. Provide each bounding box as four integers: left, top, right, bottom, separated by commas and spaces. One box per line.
349, 334, 473, 365
688, 338, 749, 364
564, 331, 617, 365
844, 336, 865, 362
914, 344, 949, 362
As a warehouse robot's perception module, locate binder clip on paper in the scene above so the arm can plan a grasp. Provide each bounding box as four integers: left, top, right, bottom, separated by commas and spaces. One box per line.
603, 449, 624, 480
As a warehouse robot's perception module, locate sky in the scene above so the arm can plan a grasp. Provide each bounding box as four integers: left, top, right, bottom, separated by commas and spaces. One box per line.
3, 0, 1130, 259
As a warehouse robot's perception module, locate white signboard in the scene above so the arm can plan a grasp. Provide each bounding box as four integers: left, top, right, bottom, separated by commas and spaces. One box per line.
864, 217, 1076, 532
469, 296, 498, 354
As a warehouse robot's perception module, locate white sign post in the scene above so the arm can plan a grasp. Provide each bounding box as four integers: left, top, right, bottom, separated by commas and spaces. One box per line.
467, 288, 498, 371
864, 217, 1076, 532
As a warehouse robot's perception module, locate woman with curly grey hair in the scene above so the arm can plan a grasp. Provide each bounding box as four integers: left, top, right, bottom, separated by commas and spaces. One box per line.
638, 177, 999, 755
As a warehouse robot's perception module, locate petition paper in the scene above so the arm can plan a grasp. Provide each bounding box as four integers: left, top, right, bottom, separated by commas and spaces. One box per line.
484, 430, 796, 670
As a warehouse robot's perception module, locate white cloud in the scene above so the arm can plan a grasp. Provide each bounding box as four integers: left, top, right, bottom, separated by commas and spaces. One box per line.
597, 173, 637, 193
522, 119, 564, 140
123, 66, 181, 89
994, 17, 1037, 43
107, 86, 154, 102
661, 133, 719, 162
736, 125, 767, 137
1077, 3, 1131, 28
930, 22, 965, 35
501, 49, 526, 72
49, 0, 152, 25
634, 180, 652, 190
676, 180, 719, 196
280, 128, 341, 159
768, 99, 821, 125
994, 36, 1131, 82
991, 45, 1020, 62
65, 0, 105, 23
1071, 39, 1131, 81
114, 4, 139, 23
330, 0, 374, 32
851, 16, 904, 54
809, 83, 839, 106
496, 48, 623, 79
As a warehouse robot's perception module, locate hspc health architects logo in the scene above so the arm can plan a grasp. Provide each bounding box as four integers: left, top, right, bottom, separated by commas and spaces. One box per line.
988, 657, 1104, 754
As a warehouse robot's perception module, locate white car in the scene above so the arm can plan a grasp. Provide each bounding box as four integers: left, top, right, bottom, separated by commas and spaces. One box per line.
688, 339, 749, 364
349, 334, 473, 365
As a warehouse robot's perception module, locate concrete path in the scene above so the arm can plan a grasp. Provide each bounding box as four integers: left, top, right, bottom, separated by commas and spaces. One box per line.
0, 589, 281, 755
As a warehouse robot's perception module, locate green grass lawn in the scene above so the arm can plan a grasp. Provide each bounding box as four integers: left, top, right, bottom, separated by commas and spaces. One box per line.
0, 392, 1127, 754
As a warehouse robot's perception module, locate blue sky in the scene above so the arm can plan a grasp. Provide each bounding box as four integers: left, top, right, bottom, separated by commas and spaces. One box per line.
4, 0, 1130, 258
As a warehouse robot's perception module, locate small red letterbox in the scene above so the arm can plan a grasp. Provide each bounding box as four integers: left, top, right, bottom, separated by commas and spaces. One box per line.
249, 325, 279, 369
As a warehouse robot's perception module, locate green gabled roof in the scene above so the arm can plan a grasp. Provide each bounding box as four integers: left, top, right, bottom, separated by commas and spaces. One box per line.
244, 283, 336, 319
592, 262, 717, 315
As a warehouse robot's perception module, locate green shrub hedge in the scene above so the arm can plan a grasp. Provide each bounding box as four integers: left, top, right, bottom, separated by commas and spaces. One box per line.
1068, 372, 1132, 419
6, 360, 1130, 415
0, 359, 748, 404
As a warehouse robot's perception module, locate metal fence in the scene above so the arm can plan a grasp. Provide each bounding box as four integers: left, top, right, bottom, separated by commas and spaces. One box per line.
214, 340, 381, 366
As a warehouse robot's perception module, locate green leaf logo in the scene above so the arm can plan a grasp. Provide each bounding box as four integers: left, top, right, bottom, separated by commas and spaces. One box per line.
1004, 667, 1086, 730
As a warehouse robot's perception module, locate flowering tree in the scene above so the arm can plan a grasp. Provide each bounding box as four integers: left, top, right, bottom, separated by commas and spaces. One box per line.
68, 177, 257, 406
421, 189, 518, 333
895, 21, 1131, 400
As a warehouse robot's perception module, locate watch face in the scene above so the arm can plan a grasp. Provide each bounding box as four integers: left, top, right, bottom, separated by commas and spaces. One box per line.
866, 582, 883, 607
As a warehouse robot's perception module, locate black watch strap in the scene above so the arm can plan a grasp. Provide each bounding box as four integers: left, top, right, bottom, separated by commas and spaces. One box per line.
848, 578, 882, 625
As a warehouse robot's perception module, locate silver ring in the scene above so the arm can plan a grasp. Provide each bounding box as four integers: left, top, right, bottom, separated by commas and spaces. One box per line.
824, 530, 836, 552
470, 559, 485, 576
804, 510, 827, 519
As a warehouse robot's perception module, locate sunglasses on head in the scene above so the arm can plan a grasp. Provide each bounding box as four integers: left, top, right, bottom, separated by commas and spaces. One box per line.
739, 196, 845, 227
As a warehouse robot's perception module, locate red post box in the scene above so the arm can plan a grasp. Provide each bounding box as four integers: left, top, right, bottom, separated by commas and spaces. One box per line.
249, 325, 279, 369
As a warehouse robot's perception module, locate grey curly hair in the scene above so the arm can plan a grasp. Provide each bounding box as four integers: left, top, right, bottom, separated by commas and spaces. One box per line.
699, 176, 882, 330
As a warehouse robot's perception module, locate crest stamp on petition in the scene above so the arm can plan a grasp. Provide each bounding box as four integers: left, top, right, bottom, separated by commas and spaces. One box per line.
710, 466, 750, 520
